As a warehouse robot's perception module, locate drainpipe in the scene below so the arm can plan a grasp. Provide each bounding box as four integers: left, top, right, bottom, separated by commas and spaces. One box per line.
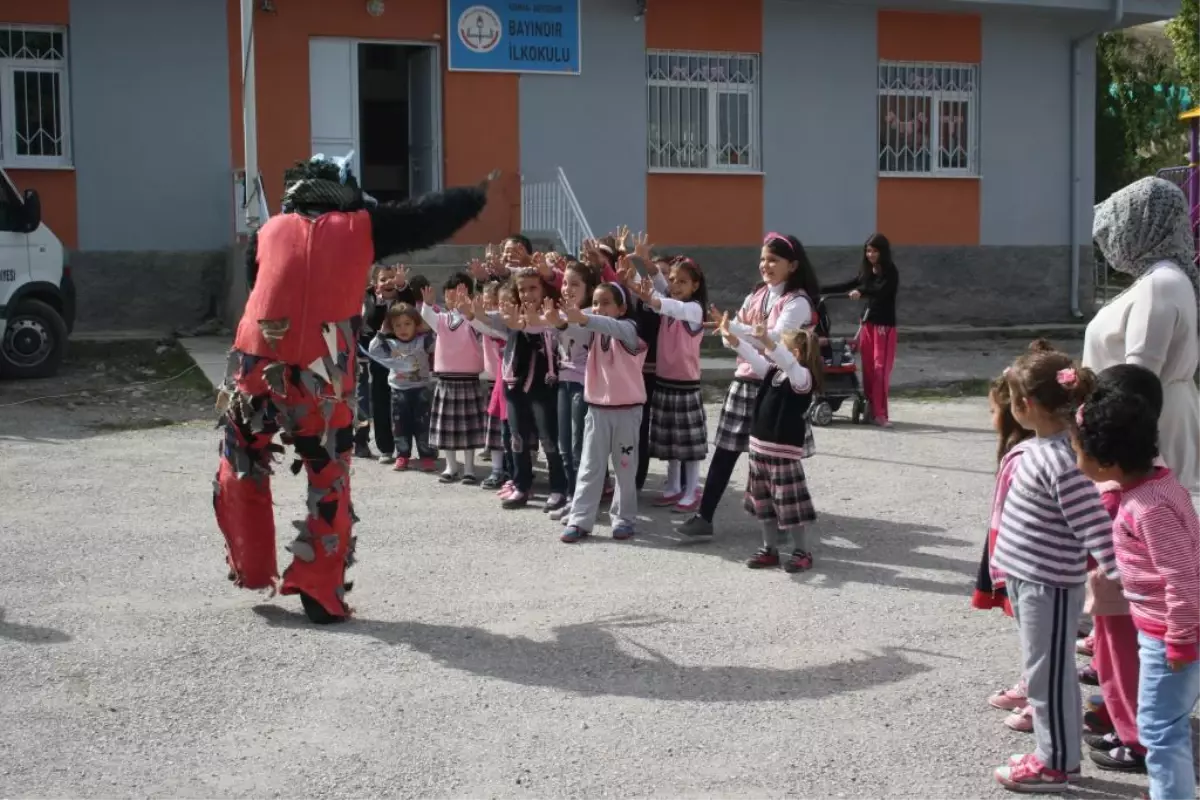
240, 0, 261, 230
1068, 0, 1124, 317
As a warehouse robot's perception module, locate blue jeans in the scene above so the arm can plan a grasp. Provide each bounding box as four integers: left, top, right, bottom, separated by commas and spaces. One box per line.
557, 381, 586, 496
1137, 631, 1200, 800
390, 386, 435, 459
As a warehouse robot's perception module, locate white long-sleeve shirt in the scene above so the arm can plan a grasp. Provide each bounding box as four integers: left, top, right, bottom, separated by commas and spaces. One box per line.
731, 338, 812, 393
727, 284, 814, 340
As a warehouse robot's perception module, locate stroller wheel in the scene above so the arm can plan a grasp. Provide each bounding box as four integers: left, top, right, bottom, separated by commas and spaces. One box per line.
810, 400, 834, 427
851, 396, 867, 424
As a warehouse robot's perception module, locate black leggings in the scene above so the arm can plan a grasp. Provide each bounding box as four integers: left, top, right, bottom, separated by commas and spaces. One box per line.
635, 373, 657, 491
368, 359, 394, 454
697, 447, 741, 522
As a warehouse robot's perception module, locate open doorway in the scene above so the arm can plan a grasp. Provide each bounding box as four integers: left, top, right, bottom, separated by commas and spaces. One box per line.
308, 38, 442, 205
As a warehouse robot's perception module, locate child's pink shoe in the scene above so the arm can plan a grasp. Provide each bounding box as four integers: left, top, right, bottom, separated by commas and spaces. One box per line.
496, 480, 515, 498
1077, 633, 1095, 657
418, 457, 436, 472
393, 456, 410, 472
652, 491, 684, 507
988, 683, 1028, 711
1003, 705, 1034, 733
673, 490, 701, 514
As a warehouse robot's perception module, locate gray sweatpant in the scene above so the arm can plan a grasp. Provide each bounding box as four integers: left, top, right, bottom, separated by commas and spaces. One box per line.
1007, 577, 1087, 774
567, 405, 642, 531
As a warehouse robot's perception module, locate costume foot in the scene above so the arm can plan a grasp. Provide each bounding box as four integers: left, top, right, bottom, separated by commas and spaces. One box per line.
300, 592, 348, 625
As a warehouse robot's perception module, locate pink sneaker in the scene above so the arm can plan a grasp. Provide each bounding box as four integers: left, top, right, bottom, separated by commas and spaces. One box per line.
418, 457, 436, 472
673, 491, 701, 514
1077, 634, 1095, 657
652, 491, 684, 507
393, 456, 410, 471
497, 480, 516, 498
989, 683, 1028, 711
1004, 705, 1034, 733
994, 753, 1070, 791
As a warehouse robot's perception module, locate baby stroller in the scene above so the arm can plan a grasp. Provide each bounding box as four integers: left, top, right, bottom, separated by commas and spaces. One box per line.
807, 294, 870, 426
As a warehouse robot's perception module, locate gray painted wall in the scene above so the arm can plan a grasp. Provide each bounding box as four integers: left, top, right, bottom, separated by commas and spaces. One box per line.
762, 0, 878, 246
70, 0, 233, 251
517, 0, 647, 238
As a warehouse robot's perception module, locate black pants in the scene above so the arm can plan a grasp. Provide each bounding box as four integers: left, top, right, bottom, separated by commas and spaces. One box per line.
368, 359, 394, 455
635, 373, 657, 491
505, 382, 567, 494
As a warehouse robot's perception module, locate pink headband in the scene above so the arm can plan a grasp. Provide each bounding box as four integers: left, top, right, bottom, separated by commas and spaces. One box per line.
596, 244, 615, 257
764, 232, 795, 257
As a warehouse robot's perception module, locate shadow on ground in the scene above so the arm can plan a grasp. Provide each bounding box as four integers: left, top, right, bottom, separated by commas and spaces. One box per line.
254, 606, 945, 703
0, 609, 71, 644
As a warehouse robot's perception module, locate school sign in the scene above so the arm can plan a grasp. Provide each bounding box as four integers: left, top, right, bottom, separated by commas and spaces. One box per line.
448, 1, 581, 74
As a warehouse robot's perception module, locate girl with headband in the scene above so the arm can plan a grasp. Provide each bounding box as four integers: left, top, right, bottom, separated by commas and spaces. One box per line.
679, 233, 821, 541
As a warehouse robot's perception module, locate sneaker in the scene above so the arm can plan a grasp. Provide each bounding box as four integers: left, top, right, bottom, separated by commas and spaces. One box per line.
1077, 634, 1095, 657
438, 471, 461, 484
989, 683, 1029, 711
377, 453, 395, 464
746, 547, 780, 569
480, 473, 506, 490
461, 473, 479, 486
612, 524, 636, 540
678, 514, 714, 538
543, 493, 568, 513
1078, 665, 1100, 686
1085, 732, 1122, 752
549, 503, 572, 521
1003, 755, 1081, 785
501, 491, 528, 510
1083, 708, 1115, 735
392, 456, 410, 471
354, 444, 374, 459
1004, 706, 1034, 733
994, 753, 1069, 792
497, 480, 516, 498
418, 457, 437, 472
673, 492, 701, 514
1090, 746, 1145, 773
560, 526, 590, 544
652, 491, 684, 507
783, 550, 813, 573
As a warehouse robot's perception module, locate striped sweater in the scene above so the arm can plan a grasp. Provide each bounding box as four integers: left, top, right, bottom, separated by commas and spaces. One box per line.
992, 433, 1119, 588
1113, 468, 1200, 663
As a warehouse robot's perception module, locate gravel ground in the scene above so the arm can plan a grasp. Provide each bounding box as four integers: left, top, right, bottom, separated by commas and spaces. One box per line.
0, 397, 1158, 799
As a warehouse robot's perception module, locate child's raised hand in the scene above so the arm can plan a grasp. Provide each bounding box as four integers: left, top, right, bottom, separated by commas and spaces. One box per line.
420, 284, 435, 307
706, 304, 725, 330
614, 225, 631, 253
545, 251, 561, 271
563, 303, 588, 326
630, 274, 654, 302
532, 251, 553, 278
468, 258, 488, 282
717, 312, 739, 347
632, 231, 652, 262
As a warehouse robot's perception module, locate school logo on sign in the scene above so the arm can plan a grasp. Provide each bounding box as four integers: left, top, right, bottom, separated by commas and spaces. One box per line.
458, 5, 502, 54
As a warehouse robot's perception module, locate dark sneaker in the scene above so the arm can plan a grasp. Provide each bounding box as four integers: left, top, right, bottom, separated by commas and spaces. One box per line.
501, 491, 529, 509
1083, 709, 1115, 736
1079, 665, 1100, 686
438, 471, 461, 484
560, 526, 590, 544
377, 453, 394, 464
783, 550, 813, 573
543, 493, 568, 513
678, 514, 714, 538
461, 473, 479, 486
354, 444, 374, 459
1085, 732, 1122, 751
612, 524, 636, 540
746, 547, 780, 569
480, 473, 507, 490
1090, 746, 1146, 773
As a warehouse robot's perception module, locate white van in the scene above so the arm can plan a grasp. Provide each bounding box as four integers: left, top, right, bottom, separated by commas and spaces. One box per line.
0, 169, 73, 379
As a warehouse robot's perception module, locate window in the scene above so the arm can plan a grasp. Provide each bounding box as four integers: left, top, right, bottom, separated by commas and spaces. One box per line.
647, 50, 759, 172
878, 61, 977, 177
0, 26, 71, 168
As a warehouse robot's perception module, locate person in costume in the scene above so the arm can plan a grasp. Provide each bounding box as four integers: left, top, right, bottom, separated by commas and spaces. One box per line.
214, 152, 496, 623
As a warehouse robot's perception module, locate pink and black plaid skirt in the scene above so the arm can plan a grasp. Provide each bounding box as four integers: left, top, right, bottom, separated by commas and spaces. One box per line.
649, 381, 708, 462
743, 452, 817, 528
484, 408, 505, 451
712, 378, 758, 453
429, 375, 486, 450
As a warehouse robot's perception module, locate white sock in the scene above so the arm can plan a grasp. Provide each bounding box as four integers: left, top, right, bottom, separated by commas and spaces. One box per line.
443, 450, 459, 474
683, 461, 701, 497
491, 449, 505, 472
664, 460, 681, 495
464, 450, 475, 474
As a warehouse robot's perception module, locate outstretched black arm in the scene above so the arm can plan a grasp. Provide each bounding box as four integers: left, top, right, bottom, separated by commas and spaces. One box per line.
246, 229, 260, 289
367, 179, 491, 262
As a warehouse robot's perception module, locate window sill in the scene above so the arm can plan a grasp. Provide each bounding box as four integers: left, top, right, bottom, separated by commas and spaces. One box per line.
648, 168, 764, 176
1, 162, 75, 172
878, 171, 980, 180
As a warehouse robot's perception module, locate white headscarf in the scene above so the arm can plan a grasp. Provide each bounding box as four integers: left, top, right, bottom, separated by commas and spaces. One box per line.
1093, 176, 1199, 315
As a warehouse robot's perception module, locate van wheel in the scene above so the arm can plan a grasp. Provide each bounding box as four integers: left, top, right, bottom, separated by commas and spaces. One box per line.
1, 298, 67, 379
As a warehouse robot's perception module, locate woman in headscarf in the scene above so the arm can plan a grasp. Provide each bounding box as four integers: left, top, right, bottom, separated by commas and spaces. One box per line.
1087, 176, 1199, 494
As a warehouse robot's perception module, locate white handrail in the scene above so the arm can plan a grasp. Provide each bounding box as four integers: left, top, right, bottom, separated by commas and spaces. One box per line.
520, 167, 594, 254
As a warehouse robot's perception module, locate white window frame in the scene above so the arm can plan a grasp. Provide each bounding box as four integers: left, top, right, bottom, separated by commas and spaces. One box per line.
0, 24, 72, 170
877, 60, 978, 178
646, 49, 761, 174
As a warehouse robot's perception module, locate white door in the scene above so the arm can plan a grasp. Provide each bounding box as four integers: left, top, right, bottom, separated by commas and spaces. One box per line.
309, 38, 360, 181
0, 181, 30, 311
407, 45, 442, 198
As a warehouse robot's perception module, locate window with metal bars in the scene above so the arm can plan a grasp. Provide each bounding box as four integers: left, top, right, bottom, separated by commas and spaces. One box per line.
0, 25, 70, 168
646, 49, 760, 172
878, 61, 978, 177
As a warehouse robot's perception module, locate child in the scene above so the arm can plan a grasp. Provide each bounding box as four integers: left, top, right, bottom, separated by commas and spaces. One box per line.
630, 256, 709, 512
358, 264, 400, 462
717, 315, 822, 572
550, 260, 600, 521
679, 233, 820, 539
490, 270, 569, 510
990, 349, 1120, 792
418, 274, 488, 484
368, 303, 437, 471
1074, 366, 1198, 800
477, 281, 513, 490
551, 282, 647, 542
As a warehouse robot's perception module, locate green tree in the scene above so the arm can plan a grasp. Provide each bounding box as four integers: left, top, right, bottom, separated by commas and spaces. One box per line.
1164, 0, 1198, 100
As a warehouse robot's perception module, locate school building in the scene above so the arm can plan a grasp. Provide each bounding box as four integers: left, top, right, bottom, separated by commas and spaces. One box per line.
0, 0, 1181, 332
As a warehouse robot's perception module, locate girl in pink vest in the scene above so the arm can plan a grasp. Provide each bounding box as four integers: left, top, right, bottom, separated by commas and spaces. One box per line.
548, 282, 648, 543
417, 274, 489, 484
478, 280, 513, 490
679, 233, 821, 540
629, 256, 710, 513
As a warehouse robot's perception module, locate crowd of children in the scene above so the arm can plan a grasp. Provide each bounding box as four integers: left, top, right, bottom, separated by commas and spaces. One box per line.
974, 339, 1199, 798
354, 229, 826, 568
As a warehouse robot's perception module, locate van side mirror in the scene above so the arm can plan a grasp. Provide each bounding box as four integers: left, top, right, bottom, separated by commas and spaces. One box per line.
21, 189, 40, 233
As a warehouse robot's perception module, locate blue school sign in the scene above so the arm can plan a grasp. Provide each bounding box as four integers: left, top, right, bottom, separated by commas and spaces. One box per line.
448, 1, 580, 74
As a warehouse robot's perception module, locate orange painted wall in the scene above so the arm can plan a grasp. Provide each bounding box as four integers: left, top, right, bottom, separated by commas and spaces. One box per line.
876, 10, 980, 246
645, 0, 763, 246
226, 0, 519, 244
0, 0, 76, 247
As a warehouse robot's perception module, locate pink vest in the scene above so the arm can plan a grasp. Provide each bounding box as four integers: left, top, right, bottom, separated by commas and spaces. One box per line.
433, 311, 483, 376
481, 334, 504, 380
655, 316, 703, 383
733, 286, 814, 381
584, 334, 648, 407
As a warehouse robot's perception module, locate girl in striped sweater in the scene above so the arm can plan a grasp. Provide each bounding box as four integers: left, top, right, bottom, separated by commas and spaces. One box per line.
990, 348, 1121, 793
1073, 366, 1200, 800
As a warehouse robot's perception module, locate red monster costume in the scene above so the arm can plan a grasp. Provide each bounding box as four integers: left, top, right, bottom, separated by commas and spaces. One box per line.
215, 155, 494, 623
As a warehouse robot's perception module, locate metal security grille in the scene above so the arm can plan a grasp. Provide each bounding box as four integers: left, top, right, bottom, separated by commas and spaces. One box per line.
647, 49, 759, 172
0, 25, 70, 166
878, 61, 978, 177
